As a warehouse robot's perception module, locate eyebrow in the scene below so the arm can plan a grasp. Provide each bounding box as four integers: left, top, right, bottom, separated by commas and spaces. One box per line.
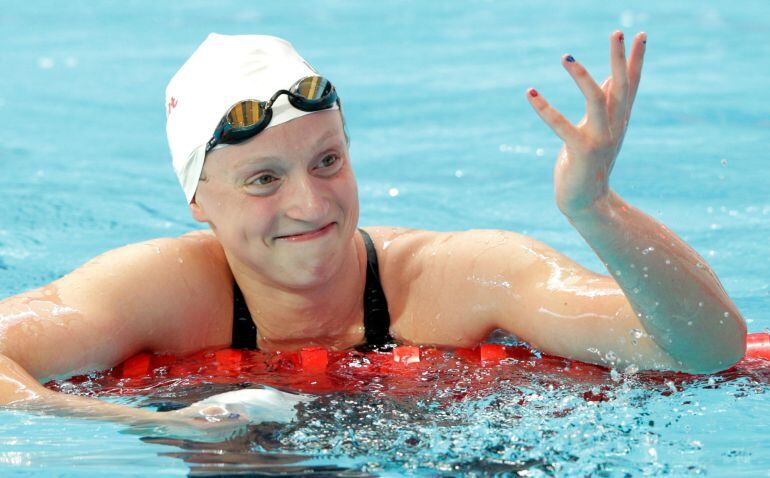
232, 128, 342, 170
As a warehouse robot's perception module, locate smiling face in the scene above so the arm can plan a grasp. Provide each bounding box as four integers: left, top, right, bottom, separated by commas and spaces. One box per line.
191, 110, 359, 290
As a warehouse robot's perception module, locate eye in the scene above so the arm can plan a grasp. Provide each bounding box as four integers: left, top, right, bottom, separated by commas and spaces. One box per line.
319, 154, 339, 168
315, 153, 343, 175
248, 174, 279, 186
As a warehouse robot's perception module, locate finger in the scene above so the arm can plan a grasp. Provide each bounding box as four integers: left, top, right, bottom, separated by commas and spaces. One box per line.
525, 88, 581, 144
600, 76, 612, 92
609, 31, 630, 132
561, 54, 609, 134
626, 32, 647, 115
575, 76, 612, 128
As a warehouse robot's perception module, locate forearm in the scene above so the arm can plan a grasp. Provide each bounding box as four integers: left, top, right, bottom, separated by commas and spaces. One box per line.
1, 353, 158, 425
566, 191, 746, 373
1, 353, 245, 441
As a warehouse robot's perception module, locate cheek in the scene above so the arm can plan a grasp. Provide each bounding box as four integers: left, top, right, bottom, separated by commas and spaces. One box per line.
335, 170, 359, 221
204, 188, 273, 249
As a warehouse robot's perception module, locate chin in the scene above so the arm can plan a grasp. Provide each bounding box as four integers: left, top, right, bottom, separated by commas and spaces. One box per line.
281, 246, 345, 289
282, 266, 336, 290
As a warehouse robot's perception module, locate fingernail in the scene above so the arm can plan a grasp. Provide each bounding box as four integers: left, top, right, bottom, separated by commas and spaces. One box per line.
565, 55, 575, 63
529, 88, 539, 98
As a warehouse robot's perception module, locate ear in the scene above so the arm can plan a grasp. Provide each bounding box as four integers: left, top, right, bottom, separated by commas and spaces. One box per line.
189, 197, 209, 223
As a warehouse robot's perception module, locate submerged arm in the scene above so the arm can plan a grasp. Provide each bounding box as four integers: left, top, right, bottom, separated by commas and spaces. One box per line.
0, 234, 242, 439
0, 352, 245, 441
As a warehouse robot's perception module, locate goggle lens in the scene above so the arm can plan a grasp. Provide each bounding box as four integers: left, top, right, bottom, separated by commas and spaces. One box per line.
224, 100, 267, 129
292, 76, 335, 105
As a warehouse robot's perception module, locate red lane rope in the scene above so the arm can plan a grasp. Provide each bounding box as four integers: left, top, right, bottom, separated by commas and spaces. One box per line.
45, 333, 770, 397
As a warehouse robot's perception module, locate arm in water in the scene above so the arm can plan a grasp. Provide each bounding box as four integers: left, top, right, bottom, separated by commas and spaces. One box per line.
525, 31, 745, 372
0, 353, 247, 441
0, 233, 245, 440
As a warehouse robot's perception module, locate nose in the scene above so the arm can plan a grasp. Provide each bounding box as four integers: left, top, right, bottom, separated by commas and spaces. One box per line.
283, 173, 330, 223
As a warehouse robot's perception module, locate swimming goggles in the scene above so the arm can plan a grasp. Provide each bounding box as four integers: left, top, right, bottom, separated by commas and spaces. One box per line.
205, 75, 339, 153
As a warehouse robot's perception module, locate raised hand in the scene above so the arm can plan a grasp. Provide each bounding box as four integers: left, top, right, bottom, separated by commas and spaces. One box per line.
526, 31, 647, 219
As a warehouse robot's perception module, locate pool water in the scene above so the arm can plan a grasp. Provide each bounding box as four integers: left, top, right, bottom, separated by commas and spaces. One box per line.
1, 1, 769, 476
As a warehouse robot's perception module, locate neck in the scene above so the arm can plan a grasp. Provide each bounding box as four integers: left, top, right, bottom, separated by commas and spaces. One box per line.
229, 232, 366, 351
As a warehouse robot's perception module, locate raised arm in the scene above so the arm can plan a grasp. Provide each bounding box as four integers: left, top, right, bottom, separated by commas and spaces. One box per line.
520, 31, 745, 372
380, 32, 745, 374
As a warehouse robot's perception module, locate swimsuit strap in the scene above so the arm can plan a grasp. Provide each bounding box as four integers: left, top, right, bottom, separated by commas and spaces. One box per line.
358, 228, 395, 350
231, 277, 257, 349
230, 229, 394, 350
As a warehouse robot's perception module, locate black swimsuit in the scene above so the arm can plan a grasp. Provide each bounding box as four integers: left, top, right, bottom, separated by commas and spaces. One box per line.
230, 229, 395, 350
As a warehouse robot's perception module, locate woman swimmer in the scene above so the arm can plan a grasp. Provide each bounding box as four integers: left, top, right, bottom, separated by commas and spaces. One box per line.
0, 31, 746, 440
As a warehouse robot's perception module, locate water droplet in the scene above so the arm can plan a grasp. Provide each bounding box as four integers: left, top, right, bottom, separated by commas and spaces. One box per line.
630, 328, 644, 339
454, 169, 464, 178
642, 247, 655, 255
633, 288, 639, 294
720, 158, 728, 167
665, 259, 671, 265
388, 188, 399, 197
687, 321, 693, 326
38, 57, 54, 69
723, 312, 730, 318
695, 262, 703, 269
698, 301, 703, 307
614, 270, 622, 276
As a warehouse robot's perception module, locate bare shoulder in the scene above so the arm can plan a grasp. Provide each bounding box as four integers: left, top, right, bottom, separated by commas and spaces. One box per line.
360, 227, 542, 346
75, 230, 236, 351
0, 230, 234, 379
362, 227, 539, 279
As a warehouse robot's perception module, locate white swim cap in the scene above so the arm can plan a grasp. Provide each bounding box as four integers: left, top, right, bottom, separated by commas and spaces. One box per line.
165, 33, 336, 203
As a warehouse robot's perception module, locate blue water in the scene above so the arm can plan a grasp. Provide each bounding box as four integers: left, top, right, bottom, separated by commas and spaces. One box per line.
1, 0, 769, 476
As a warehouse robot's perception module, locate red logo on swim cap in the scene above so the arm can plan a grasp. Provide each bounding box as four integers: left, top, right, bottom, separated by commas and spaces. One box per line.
167, 96, 179, 116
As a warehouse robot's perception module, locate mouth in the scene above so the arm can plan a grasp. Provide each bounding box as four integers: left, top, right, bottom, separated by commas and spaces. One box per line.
275, 222, 336, 242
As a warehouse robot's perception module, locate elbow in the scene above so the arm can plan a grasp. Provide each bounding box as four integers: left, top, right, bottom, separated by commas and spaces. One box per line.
677, 317, 747, 375
0, 354, 50, 407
